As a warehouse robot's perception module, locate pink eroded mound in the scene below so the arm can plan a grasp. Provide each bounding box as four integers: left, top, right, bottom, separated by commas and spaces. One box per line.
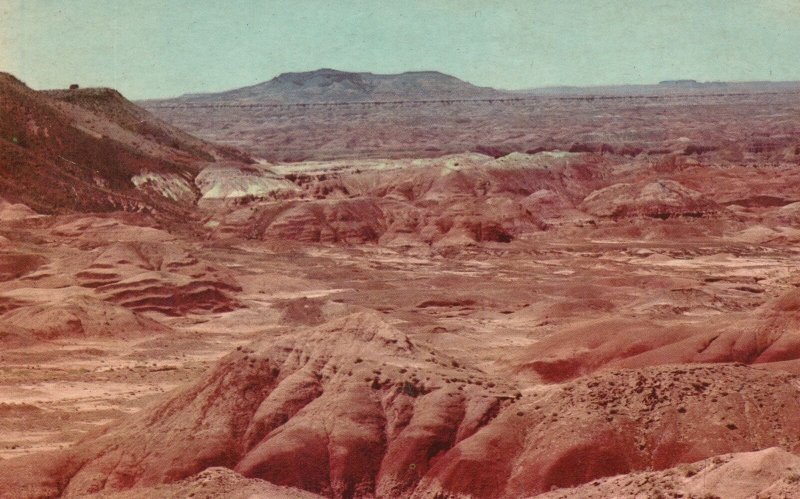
2, 316, 800, 498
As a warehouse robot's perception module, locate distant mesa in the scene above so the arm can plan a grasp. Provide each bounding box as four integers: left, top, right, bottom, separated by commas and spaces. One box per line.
659, 79, 700, 85
147, 68, 506, 105
658, 79, 728, 87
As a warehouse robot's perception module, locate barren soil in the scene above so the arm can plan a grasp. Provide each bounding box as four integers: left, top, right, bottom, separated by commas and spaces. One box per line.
2, 73, 800, 497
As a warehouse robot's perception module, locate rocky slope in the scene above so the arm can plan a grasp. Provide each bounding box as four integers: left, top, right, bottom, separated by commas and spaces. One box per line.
3, 314, 800, 498
580, 179, 719, 219
0, 313, 516, 497
204, 152, 606, 246
43, 87, 250, 165
0, 73, 250, 216
538, 447, 800, 499
83, 467, 323, 499
513, 284, 800, 382
0, 215, 242, 347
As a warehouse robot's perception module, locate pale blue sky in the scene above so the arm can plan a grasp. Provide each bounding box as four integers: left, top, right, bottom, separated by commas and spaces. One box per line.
1, 0, 799, 99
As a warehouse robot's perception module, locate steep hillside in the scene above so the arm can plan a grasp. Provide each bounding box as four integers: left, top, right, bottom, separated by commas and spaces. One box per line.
539, 447, 800, 499
0, 73, 249, 215
3, 315, 800, 498
43, 87, 251, 165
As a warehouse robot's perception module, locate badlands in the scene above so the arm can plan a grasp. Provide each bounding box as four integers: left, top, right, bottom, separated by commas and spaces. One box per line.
2, 69, 800, 498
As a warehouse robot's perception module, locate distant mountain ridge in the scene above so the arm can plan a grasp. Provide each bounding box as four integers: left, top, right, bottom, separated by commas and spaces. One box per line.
511, 80, 800, 97
147, 68, 507, 104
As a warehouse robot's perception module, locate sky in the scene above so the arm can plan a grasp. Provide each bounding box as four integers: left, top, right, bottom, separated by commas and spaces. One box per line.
1, 0, 799, 99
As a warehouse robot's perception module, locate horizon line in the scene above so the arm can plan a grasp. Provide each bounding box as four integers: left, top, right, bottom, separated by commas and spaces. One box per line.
11, 68, 800, 102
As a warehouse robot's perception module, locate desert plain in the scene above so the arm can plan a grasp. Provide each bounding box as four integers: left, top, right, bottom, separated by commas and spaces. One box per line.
1, 70, 800, 498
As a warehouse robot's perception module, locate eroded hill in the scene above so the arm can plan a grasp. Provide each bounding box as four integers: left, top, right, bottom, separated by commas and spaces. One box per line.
0, 73, 250, 215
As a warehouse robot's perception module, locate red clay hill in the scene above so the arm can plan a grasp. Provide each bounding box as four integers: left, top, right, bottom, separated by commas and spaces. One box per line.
0, 73, 250, 215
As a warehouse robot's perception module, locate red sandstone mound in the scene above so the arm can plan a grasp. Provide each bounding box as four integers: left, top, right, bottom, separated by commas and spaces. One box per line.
743, 286, 800, 372
581, 179, 719, 219
95, 273, 241, 316
83, 467, 323, 499
75, 241, 242, 316
0, 296, 171, 344
0, 217, 241, 321
773, 201, 800, 225
48, 215, 176, 245
0, 251, 47, 281
273, 296, 328, 326
514, 286, 800, 382
0, 312, 518, 498
539, 447, 800, 499
416, 364, 800, 497
242, 196, 544, 246
43, 87, 250, 165
1, 218, 243, 318
2, 317, 800, 498
255, 198, 388, 244
208, 152, 607, 246
426, 197, 545, 246
512, 319, 700, 382
0, 72, 249, 216
290, 152, 605, 205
